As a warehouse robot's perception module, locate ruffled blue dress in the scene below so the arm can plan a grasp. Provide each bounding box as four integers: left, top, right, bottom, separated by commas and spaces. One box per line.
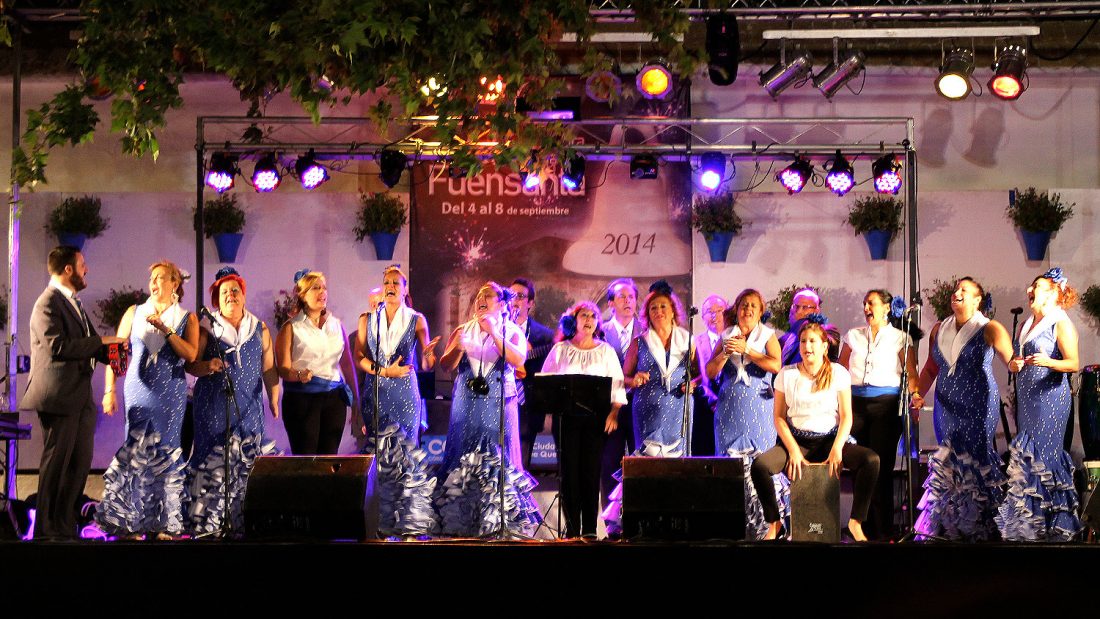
187, 321, 277, 535
632, 335, 693, 455
996, 318, 1082, 541
435, 352, 539, 537
97, 310, 190, 536
915, 324, 1006, 541
360, 311, 438, 537
713, 356, 789, 539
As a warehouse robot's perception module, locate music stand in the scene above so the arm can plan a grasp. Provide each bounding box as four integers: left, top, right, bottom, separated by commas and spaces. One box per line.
528, 374, 612, 538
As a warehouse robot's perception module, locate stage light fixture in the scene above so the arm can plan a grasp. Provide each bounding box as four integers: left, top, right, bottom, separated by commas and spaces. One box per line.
935, 48, 975, 100
479, 75, 506, 104
419, 76, 448, 98
759, 51, 813, 98
520, 156, 541, 191
698, 152, 727, 191
989, 44, 1028, 101
637, 60, 673, 99
777, 156, 813, 194
561, 154, 585, 190
872, 154, 903, 195
706, 15, 740, 86
205, 152, 237, 193
251, 153, 281, 193
813, 50, 865, 98
379, 150, 408, 189
295, 150, 329, 190
824, 151, 855, 196
630, 154, 659, 180
585, 70, 623, 104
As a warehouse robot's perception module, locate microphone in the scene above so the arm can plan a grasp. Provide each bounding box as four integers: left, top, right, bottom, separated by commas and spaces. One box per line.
1011, 307, 1024, 316
198, 306, 217, 323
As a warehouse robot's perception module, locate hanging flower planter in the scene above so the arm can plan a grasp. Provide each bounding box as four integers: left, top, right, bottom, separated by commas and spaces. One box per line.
368, 232, 399, 261
355, 192, 407, 261
199, 194, 247, 263
47, 195, 109, 251
704, 231, 735, 262
845, 195, 902, 262
691, 192, 742, 263
1006, 187, 1073, 262
213, 232, 244, 263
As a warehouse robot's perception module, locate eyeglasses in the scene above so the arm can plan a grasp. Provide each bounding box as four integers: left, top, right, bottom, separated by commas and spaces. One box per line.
512, 292, 529, 300
794, 304, 819, 311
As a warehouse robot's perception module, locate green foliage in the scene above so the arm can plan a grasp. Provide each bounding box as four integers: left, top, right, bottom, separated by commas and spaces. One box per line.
199, 194, 246, 237
1006, 187, 1075, 233
845, 195, 903, 238
355, 192, 408, 238
766, 283, 820, 333
13, 85, 100, 188
19, 1, 704, 187
47, 195, 110, 238
922, 276, 960, 321
1082, 285, 1100, 324
690, 192, 743, 240
95, 286, 146, 332
273, 289, 298, 329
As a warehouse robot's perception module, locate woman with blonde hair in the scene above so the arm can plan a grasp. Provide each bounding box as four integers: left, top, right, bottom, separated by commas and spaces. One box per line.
751, 317, 880, 541
435, 281, 539, 537
355, 265, 440, 537
275, 269, 358, 455
97, 260, 199, 539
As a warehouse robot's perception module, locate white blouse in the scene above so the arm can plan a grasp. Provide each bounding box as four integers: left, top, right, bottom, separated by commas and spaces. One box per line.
540, 340, 628, 406
842, 324, 912, 387
459, 318, 526, 397
775, 364, 852, 434
289, 312, 346, 381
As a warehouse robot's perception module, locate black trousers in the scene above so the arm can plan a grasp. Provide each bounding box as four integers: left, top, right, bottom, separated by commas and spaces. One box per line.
600, 398, 634, 508
36, 404, 96, 539
282, 390, 346, 455
751, 434, 880, 524
553, 413, 607, 537
851, 394, 902, 539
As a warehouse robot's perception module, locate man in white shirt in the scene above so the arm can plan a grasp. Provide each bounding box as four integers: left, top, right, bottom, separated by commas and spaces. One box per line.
691, 294, 728, 456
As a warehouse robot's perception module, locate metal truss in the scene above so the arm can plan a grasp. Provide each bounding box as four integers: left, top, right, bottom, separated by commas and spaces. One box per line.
589, 1, 1100, 20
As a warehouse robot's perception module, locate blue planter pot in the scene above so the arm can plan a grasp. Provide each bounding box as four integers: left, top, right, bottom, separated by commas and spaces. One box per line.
704, 231, 734, 262
369, 232, 399, 260
1021, 229, 1052, 261
213, 232, 244, 263
56, 232, 87, 251
862, 230, 892, 261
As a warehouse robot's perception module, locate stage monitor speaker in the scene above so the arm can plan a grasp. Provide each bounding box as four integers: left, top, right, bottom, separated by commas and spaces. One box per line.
244, 455, 378, 541
789, 463, 840, 542
622, 456, 744, 541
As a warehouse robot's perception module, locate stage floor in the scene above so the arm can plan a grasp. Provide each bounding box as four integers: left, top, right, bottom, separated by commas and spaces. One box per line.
2, 537, 1095, 614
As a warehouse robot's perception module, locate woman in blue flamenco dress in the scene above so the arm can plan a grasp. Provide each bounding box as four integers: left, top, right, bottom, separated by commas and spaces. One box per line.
355, 266, 441, 538
996, 268, 1083, 541
185, 268, 279, 537
912, 277, 1014, 541
435, 282, 539, 537
97, 261, 199, 539
707, 288, 787, 540
602, 281, 696, 534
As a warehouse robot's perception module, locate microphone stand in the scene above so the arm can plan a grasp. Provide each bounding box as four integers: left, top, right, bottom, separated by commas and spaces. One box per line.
196, 313, 243, 539
372, 305, 384, 471
1008, 307, 1024, 440
679, 306, 699, 458
496, 309, 510, 539
898, 303, 919, 537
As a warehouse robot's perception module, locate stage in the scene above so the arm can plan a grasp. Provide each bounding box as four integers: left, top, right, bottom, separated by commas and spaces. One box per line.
2, 536, 1095, 613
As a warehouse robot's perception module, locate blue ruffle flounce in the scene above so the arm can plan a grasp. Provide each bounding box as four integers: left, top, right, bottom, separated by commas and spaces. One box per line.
725, 444, 790, 541
915, 443, 1006, 541
435, 439, 540, 537
995, 432, 1082, 542
96, 423, 187, 536
187, 432, 278, 536
366, 423, 439, 537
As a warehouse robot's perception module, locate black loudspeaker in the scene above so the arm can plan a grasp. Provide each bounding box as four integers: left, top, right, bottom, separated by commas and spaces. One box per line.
706, 15, 740, 86
622, 456, 745, 540
789, 463, 840, 542
243, 455, 378, 541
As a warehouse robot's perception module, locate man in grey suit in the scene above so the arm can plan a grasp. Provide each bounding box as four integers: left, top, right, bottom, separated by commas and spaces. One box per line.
599, 278, 642, 509
22, 246, 124, 539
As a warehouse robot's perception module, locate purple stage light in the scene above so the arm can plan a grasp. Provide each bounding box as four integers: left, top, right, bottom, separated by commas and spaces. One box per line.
872, 154, 902, 195
295, 151, 329, 190
700, 170, 722, 191
205, 169, 234, 193
523, 173, 541, 191
824, 151, 854, 196
698, 152, 726, 192
252, 154, 281, 192
777, 156, 813, 194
